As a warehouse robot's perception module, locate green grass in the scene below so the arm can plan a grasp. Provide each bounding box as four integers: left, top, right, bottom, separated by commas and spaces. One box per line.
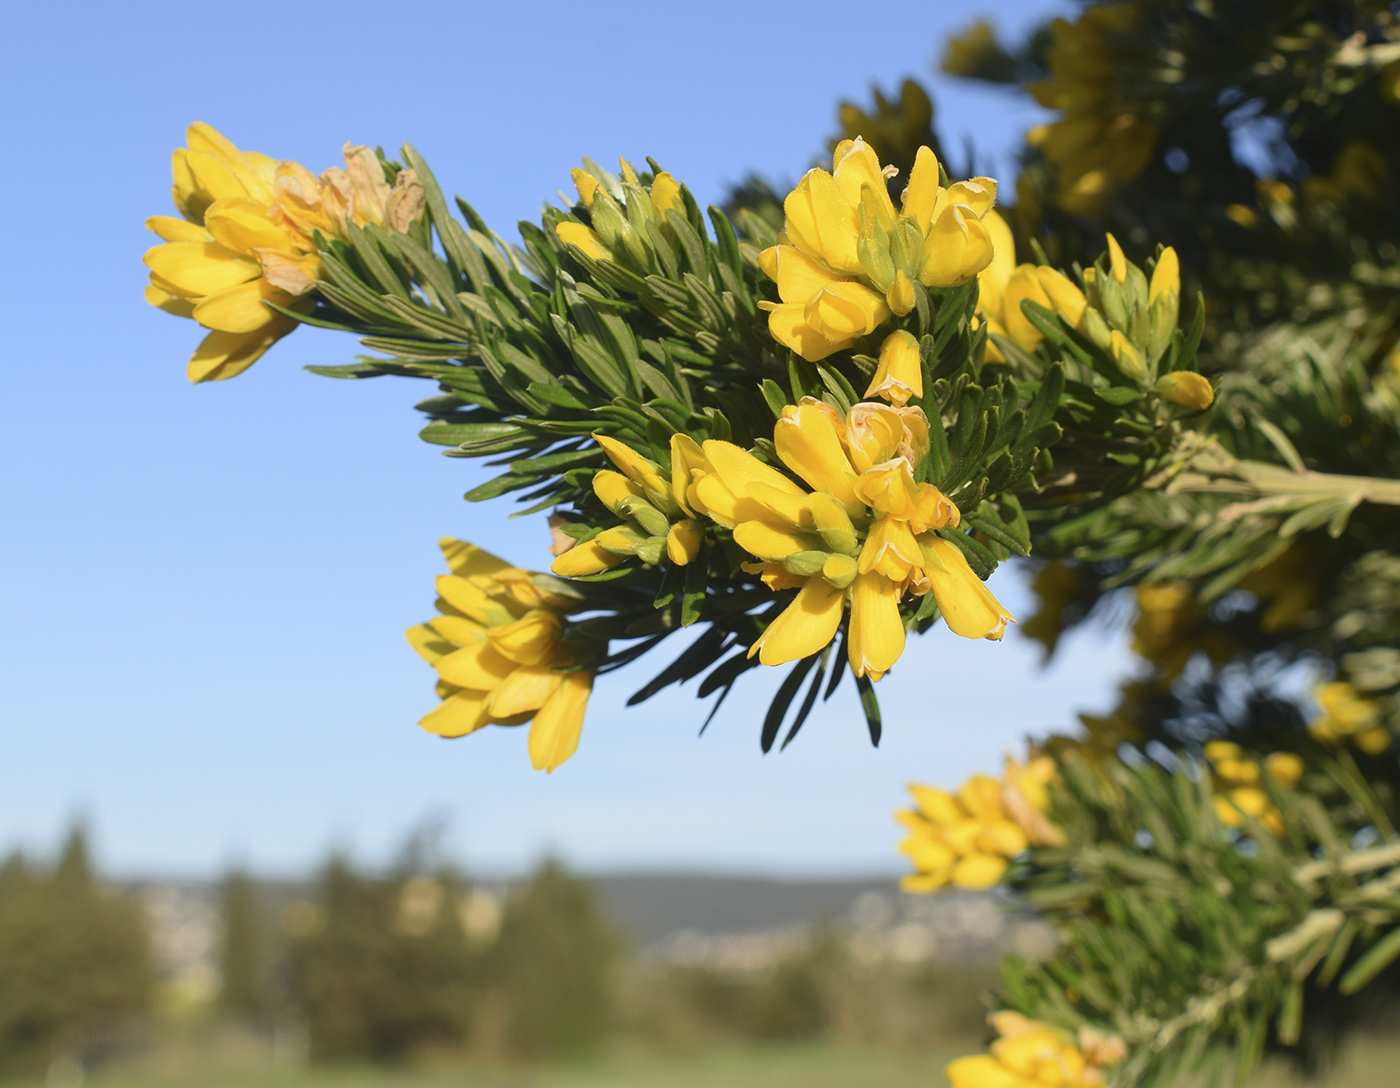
18, 1034, 1400, 1088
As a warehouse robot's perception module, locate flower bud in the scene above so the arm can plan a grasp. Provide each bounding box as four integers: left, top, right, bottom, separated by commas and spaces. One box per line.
1109, 330, 1147, 382
665, 519, 703, 566
1155, 371, 1213, 409
866, 330, 923, 406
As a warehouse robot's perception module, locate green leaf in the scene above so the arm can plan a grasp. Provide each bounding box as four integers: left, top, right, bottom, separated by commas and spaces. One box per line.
1339, 924, 1400, 994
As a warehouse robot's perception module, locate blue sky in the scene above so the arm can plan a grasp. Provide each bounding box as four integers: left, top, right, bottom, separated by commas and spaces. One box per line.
0, 0, 1133, 880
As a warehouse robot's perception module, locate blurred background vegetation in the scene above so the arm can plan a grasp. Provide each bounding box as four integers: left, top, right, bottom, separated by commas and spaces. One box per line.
0, 823, 1396, 1087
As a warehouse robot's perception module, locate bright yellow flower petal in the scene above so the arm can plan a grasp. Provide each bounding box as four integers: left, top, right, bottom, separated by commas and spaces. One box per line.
486, 664, 562, 719
427, 614, 486, 645
734, 520, 813, 561
550, 540, 626, 577
1149, 245, 1179, 304
143, 241, 261, 298
593, 433, 675, 510
783, 167, 863, 276
900, 146, 942, 231
919, 204, 995, 287
1002, 265, 1053, 348
191, 278, 289, 334
803, 280, 890, 341
186, 323, 292, 383
831, 137, 896, 229
951, 853, 1010, 889
420, 689, 493, 738
440, 539, 514, 581
528, 670, 593, 772
1155, 371, 1214, 409
945, 1054, 1026, 1088
570, 168, 599, 209
701, 440, 805, 505
978, 210, 1016, 317
202, 196, 301, 257
848, 571, 905, 681
666, 519, 703, 565
763, 301, 856, 361
651, 172, 683, 217
1106, 232, 1127, 284
487, 609, 563, 666
405, 623, 453, 664
866, 330, 923, 406
436, 574, 516, 625
144, 283, 196, 318
924, 537, 1015, 640
774, 400, 862, 512
759, 244, 839, 305
749, 577, 846, 666
910, 785, 967, 826
557, 221, 611, 260
943, 176, 998, 217
1034, 266, 1086, 327
435, 640, 519, 690
899, 833, 957, 872
145, 215, 213, 243
669, 433, 711, 517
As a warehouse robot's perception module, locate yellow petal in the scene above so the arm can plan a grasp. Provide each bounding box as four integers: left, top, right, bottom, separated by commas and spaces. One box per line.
143, 242, 261, 298
945, 1055, 1024, 1088
773, 401, 861, 512
593, 469, 646, 514
783, 168, 863, 276
1034, 266, 1086, 327
900, 146, 942, 231
186, 323, 293, 383
420, 689, 493, 738
831, 137, 896, 229
749, 577, 845, 666
650, 172, 683, 217
405, 623, 454, 664
701, 440, 805, 502
857, 516, 921, 581
144, 283, 196, 318
593, 434, 675, 510
919, 206, 994, 287
550, 540, 625, 577
487, 664, 563, 719
977, 210, 1016, 316
185, 149, 254, 205
924, 537, 1015, 640
487, 609, 562, 666
557, 221, 610, 260
848, 571, 905, 681
570, 168, 599, 209
666, 519, 703, 565
759, 244, 838, 305
440, 538, 514, 580
192, 278, 289, 334
764, 302, 856, 362
866, 330, 923, 406
909, 785, 966, 826
427, 614, 486, 645
1002, 264, 1053, 349
669, 433, 711, 517
146, 216, 213, 243
1155, 371, 1214, 410
951, 853, 1009, 889
734, 520, 813, 561
803, 280, 890, 341
1149, 245, 1179, 304
203, 196, 300, 257
436, 574, 517, 626
942, 176, 998, 217
435, 641, 519, 690
1106, 232, 1127, 284
528, 671, 593, 772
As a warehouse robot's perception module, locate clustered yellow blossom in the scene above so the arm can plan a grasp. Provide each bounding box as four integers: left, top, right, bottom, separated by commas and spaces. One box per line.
758, 138, 1000, 361
946, 1012, 1126, 1088
1028, 4, 1156, 213
407, 539, 600, 773
897, 756, 1061, 893
1204, 741, 1303, 836
555, 157, 686, 263
1236, 543, 1316, 633
1310, 682, 1392, 755
143, 123, 424, 382
553, 352, 1013, 678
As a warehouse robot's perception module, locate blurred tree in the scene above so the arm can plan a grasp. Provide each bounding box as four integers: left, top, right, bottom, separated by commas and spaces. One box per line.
493, 859, 619, 1059
218, 869, 270, 1019
0, 827, 151, 1077
286, 853, 478, 1062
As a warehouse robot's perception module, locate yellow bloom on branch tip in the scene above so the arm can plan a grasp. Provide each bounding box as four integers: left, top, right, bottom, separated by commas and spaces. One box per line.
758, 138, 999, 361
145, 123, 424, 382
1155, 371, 1214, 410
923, 537, 1014, 640
411, 539, 602, 771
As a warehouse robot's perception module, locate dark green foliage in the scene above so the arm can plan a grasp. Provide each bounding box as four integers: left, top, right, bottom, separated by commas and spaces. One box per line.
0, 828, 151, 1077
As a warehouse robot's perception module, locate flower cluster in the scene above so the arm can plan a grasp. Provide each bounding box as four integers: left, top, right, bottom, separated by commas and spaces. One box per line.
897, 756, 1061, 893
1310, 682, 1392, 755
946, 1012, 1126, 1088
974, 211, 1086, 363
1204, 741, 1303, 836
1028, 4, 1156, 214
407, 539, 601, 773
758, 138, 999, 361
143, 123, 424, 382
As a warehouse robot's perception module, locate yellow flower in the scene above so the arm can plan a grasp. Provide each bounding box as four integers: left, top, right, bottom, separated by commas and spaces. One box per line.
145, 124, 424, 382
688, 397, 1002, 681
1155, 371, 1213, 410
407, 538, 601, 773
1310, 682, 1391, 754
898, 755, 1059, 893
1205, 740, 1304, 835
1027, 5, 1156, 213
947, 1012, 1121, 1088
865, 330, 923, 406
757, 140, 999, 361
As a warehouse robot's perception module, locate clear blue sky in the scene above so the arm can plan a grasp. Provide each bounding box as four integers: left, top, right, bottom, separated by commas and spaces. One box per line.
0, 0, 1131, 881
